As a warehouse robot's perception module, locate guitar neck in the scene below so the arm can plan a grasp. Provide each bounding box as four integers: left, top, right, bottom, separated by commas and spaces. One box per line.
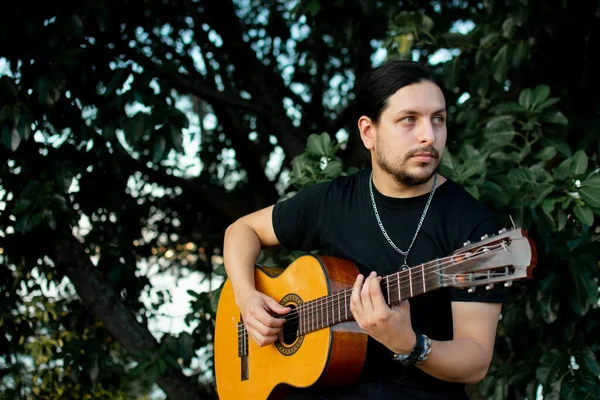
296, 261, 444, 335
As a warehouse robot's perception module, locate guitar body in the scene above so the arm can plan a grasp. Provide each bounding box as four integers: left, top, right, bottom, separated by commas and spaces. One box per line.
214, 255, 368, 400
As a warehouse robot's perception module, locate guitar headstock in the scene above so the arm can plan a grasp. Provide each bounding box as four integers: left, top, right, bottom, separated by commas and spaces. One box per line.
442, 228, 537, 292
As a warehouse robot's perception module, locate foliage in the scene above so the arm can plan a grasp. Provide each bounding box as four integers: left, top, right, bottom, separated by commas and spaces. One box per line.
0, 0, 599, 399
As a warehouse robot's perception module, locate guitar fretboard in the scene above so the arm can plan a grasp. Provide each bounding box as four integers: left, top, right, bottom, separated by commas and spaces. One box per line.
296, 262, 444, 336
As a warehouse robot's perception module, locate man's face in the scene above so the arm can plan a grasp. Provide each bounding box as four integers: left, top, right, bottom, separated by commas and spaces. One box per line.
372, 81, 447, 187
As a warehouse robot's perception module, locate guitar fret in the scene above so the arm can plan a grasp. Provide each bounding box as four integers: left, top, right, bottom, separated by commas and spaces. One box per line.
333, 292, 336, 324
386, 276, 390, 304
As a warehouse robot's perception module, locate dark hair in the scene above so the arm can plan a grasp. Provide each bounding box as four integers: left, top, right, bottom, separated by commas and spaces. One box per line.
355, 60, 448, 124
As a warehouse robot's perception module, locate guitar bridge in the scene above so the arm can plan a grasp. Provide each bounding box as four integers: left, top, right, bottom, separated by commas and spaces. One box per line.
238, 319, 248, 381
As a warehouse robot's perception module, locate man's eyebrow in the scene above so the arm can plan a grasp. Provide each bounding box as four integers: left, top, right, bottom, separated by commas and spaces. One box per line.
396, 108, 447, 115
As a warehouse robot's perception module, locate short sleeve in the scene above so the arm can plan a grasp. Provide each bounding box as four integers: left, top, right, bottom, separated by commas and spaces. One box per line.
272, 181, 331, 251
451, 215, 511, 303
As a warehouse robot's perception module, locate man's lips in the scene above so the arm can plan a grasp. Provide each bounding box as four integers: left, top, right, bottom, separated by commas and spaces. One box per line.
411, 153, 437, 161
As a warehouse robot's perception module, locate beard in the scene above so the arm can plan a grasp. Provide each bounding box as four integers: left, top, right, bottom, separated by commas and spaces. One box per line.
375, 144, 440, 187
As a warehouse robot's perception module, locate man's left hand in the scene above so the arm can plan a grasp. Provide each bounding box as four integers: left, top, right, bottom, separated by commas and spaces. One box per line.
350, 271, 416, 354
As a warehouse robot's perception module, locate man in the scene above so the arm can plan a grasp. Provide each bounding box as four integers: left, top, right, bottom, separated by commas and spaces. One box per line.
222, 60, 508, 399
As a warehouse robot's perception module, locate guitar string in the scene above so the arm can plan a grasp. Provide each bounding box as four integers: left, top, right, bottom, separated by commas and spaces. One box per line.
237, 241, 513, 336
237, 239, 522, 335
237, 269, 512, 340
237, 242, 509, 337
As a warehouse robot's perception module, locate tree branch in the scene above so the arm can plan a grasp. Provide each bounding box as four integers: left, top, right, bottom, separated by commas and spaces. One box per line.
53, 231, 207, 400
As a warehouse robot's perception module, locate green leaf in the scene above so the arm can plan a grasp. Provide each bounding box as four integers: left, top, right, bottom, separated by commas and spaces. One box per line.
153, 136, 167, 163
483, 130, 516, 148
536, 350, 568, 384
125, 112, 152, 144
535, 146, 557, 161
512, 40, 529, 68
537, 290, 559, 324
542, 197, 558, 215
492, 45, 508, 83
519, 88, 533, 110
580, 349, 600, 376
210, 285, 223, 312
213, 264, 227, 277
169, 125, 184, 153
306, 133, 333, 157
579, 175, 600, 207
105, 67, 132, 96
541, 111, 568, 125
532, 184, 554, 206
535, 97, 560, 111
542, 137, 571, 157
322, 160, 342, 178
531, 85, 551, 109
553, 158, 572, 180
440, 149, 457, 172
482, 181, 510, 206
501, 16, 515, 38
570, 150, 588, 175
573, 203, 594, 226
177, 332, 196, 363
2, 125, 20, 151
507, 168, 534, 186
568, 258, 597, 315
544, 381, 561, 400
480, 32, 500, 47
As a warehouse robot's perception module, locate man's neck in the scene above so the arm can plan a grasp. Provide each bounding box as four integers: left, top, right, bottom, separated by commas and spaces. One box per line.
371, 168, 446, 199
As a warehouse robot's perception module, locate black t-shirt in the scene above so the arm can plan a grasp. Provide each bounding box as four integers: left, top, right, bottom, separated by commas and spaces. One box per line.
272, 168, 509, 399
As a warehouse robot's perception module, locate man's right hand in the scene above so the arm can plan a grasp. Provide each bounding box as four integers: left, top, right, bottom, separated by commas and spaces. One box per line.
237, 290, 291, 347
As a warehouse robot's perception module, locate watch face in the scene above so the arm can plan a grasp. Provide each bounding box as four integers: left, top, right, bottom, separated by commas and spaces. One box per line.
392, 352, 410, 361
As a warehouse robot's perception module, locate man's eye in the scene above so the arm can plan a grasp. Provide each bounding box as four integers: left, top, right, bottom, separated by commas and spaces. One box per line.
402, 117, 415, 124
433, 116, 445, 123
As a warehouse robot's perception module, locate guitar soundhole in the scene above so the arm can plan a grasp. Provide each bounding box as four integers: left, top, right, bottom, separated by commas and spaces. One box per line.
275, 293, 304, 356
281, 306, 299, 345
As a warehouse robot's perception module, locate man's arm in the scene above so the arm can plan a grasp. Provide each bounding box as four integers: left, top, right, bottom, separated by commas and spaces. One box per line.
351, 273, 501, 384
223, 205, 279, 298
223, 205, 291, 346
415, 301, 501, 384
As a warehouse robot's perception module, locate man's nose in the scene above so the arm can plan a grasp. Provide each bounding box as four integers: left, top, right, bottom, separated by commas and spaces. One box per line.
417, 120, 436, 145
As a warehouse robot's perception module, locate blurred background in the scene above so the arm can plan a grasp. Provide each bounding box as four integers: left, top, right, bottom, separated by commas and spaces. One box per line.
0, 0, 599, 399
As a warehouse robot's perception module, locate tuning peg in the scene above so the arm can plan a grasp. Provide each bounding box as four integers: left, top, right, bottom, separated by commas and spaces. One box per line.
498, 228, 508, 234
463, 240, 471, 247
468, 287, 476, 293
486, 284, 494, 290
481, 234, 489, 240
504, 281, 513, 288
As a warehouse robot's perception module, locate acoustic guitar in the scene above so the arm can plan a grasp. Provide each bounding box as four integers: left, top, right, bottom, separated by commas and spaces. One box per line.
214, 228, 537, 399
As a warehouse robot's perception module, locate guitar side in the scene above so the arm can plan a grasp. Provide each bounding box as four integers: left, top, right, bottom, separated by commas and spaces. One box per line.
214, 255, 367, 400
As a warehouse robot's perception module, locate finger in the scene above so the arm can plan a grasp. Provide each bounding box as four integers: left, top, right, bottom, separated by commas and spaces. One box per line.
350, 274, 365, 317
360, 271, 377, 312
254, 307, 287, 329
248, 328, 278, 347
369, 276, 388, 309
264, 296, 292, 315
249, 304, 286, 328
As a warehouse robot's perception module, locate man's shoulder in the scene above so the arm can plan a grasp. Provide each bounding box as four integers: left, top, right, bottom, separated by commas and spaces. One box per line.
436, 178, 503, 233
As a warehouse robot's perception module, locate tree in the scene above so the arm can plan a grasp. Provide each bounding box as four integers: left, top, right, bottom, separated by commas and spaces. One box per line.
0, 0, 598, 399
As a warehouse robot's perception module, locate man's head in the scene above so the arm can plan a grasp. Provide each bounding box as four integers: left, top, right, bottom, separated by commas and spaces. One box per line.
356, 60, 448, 187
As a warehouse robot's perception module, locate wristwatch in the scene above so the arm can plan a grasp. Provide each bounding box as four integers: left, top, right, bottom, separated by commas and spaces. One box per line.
392, 332, 432, 366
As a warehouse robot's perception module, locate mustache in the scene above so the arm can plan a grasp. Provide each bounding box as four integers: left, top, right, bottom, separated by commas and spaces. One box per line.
406, 146, 440, 159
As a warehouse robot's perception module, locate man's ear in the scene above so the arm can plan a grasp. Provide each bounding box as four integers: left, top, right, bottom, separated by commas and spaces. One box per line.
358, 116, 376, 150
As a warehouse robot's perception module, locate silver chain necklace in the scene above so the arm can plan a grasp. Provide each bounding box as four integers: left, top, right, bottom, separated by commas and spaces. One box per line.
368, 171, 438, 270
